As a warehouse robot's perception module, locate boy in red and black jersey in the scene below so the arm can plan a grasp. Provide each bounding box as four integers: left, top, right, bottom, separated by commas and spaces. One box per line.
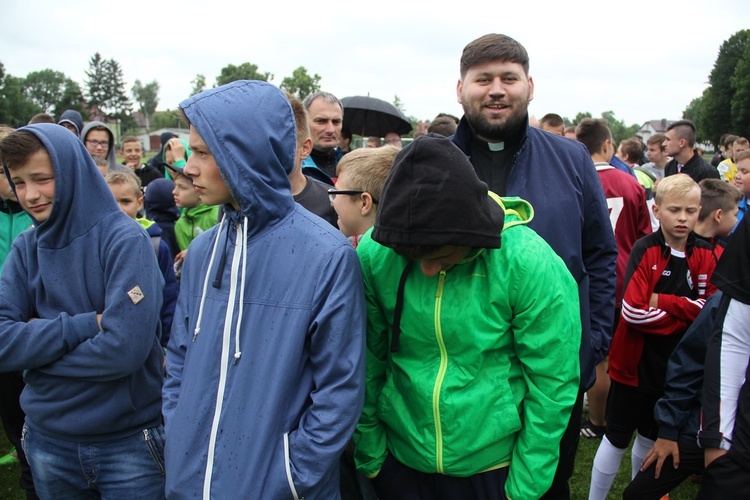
589, 174, 718, 499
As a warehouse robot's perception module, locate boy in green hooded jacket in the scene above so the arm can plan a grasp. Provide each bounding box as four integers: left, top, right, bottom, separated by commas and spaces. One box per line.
354, 134, 581, 499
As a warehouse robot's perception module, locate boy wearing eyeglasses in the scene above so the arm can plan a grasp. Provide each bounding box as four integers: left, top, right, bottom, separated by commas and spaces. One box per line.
81, 121, 121, 172
330, 146, 398, 247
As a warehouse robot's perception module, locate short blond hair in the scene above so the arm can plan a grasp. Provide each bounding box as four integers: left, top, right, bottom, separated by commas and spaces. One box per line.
655, 173, 699, 205
336, 146, 398, 203
105, 169, 142, 197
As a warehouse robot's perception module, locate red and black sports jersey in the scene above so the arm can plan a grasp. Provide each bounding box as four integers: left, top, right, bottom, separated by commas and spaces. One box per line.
595, 164, 652, 307
609, 229, 718, 392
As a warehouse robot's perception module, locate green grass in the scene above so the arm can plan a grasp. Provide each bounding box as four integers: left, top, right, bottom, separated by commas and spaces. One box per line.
1, 423, 701, 499
572, 434, 700, 499
0, 433, 23, 500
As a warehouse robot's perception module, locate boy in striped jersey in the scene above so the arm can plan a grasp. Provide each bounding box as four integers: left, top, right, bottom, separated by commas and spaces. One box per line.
589, 174, 718, 499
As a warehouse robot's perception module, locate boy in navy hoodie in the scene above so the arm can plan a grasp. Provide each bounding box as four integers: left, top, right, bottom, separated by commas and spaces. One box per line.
106, 169, 178, 348
0, 124, 166, 499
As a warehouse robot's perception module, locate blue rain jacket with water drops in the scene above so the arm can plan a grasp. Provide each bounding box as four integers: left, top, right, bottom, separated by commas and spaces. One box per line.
162, 81, 366, 500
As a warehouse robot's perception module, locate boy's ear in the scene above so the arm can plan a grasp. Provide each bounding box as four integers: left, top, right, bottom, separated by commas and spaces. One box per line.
713, 208, 723, 224
300, 138, 313, 161
360, 192, 376, 216
651, 202, 660, 219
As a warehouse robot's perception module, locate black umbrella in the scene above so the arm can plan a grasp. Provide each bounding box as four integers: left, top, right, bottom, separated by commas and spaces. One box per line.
341, 95, 412, 137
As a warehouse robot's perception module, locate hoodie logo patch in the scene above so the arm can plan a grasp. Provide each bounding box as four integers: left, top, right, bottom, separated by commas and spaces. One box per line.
128, 285, 144, 305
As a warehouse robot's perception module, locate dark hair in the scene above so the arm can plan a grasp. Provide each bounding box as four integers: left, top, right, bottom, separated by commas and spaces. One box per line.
723, 134, 739, 149
619, 139, 642, 164
575, 118, 611, 156
434, 113, 459, 124
0, 130, 46, 170
460, 34, 529, 77
647, 133, 666, 149
667, 120, 697, 148
698, 179, 742, 221
28, 113, 55, 125
427, 116, 458, 136
540, 113, 564, 128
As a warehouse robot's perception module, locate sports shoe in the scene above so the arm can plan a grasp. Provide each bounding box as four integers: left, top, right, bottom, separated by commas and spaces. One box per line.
580, 418, 606, 439
0, 447, 19, 465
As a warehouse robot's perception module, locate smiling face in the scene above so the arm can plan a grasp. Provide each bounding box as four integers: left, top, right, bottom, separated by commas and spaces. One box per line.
183, 126, 236, 209
737, 158, 750, 196
8, 150, 56, 223
330, 172, 365, 237
653, 188, 701, 249
121, 140, 143, 169
84, 129, 111, 158
456, 60, 534, 142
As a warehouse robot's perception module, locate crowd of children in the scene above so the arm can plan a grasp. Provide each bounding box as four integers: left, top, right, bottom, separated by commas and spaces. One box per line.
1, 35, 750, 500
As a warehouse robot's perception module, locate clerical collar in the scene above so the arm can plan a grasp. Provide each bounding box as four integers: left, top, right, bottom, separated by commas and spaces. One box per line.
470, 116, 528, 154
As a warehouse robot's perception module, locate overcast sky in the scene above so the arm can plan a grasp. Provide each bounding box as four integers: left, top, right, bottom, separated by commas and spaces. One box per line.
2, 0, 748, 127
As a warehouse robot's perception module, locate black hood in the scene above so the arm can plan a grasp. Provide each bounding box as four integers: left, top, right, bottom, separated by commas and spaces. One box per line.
372, 133, 503, 249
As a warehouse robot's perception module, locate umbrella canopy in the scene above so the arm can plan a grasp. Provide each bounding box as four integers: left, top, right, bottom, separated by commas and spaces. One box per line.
341, 95, 412, 137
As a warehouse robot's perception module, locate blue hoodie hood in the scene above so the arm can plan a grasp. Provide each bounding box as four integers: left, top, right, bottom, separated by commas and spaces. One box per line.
57, 110, 84, 137
144, 178, 179, 222
179, 80, 296, 237
0, 123, 165, 443
10, 124, 121, 249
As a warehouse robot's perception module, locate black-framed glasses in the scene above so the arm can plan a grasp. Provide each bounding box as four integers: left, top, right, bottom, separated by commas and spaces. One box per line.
85, 139, 109, 149
328, 189, 364, 203
327, 189, 379, 204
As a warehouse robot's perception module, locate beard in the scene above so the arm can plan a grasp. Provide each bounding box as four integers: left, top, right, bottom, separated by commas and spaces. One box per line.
462, 98, 530, 142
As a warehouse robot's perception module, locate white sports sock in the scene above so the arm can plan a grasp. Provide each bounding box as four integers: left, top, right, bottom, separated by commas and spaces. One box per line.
589, 435, 628, 500
631, 433, 655, 480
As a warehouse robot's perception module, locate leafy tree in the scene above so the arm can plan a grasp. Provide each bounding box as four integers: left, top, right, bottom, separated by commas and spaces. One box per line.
0, 62, 42, 127
85, 52, 108, 114
216, 63, 272, 87
191, 74, 207, 96
697, 30, 750, 146
24, 69, 66, 113
393, 95, 404, 112
85, 53, 132, 119
730, 45, 750, 138
151, 110, 183, 130
601, 110, 640, 144
132, 79, 160, 131
572, 111, 592, 125
280, 66, 321, 100
683, 93, 707, 144
55, 78, 88, 120
105, 58, 132, 119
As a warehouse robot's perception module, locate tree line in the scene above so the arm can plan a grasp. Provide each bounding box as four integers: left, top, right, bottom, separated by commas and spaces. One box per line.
0, 55, 323, 133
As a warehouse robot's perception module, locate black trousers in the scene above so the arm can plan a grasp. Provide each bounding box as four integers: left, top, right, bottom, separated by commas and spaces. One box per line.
697, 451, 750, 499
370, 454, 508, 500
623, 438, 704, 500
0, 371, 37, 499
540, 388, 584, 499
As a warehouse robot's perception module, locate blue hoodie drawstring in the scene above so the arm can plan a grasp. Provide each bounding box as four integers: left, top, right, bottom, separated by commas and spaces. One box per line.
193, 214, 226, 342
232, 217, 248, 364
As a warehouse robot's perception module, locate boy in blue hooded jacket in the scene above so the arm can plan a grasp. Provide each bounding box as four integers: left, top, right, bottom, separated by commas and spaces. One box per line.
162, 80, 366, 499
0, 124, 166, 499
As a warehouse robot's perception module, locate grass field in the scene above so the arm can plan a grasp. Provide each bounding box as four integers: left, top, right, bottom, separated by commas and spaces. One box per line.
0, 422, 702, 499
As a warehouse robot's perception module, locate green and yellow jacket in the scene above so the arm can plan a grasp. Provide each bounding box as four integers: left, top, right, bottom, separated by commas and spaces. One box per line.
174, 204, 219, 251
354, 196, 581, 500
